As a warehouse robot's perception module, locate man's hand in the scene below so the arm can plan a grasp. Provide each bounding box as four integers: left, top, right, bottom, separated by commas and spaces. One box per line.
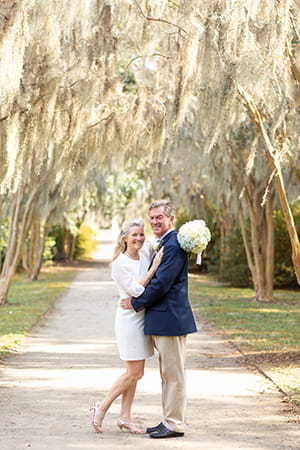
120, 296, 133, 310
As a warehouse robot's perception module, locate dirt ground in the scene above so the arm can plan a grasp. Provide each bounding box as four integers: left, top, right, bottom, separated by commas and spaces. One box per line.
0, 262, 299, 450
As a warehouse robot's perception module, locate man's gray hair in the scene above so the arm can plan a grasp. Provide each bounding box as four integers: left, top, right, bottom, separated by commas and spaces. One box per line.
149, 200, 176, 217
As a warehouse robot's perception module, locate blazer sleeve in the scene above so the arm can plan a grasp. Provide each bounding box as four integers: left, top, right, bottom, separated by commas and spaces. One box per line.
111, 258, 145, 298
131, 244, 186, 312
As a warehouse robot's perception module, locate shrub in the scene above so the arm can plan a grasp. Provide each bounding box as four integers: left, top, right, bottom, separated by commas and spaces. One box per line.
211, 202, 300, 288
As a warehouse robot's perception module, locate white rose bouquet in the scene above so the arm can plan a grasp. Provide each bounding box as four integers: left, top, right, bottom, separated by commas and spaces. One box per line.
177, 219, 211, 264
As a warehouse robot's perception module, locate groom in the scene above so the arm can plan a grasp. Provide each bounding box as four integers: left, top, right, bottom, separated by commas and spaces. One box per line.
120, 199, 197, 438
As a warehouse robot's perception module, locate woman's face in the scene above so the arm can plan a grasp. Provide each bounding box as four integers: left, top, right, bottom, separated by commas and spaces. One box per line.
124, 225, 145, 252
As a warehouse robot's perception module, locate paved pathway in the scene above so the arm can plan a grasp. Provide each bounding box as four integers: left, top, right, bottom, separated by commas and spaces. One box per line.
0, 263, 299, 449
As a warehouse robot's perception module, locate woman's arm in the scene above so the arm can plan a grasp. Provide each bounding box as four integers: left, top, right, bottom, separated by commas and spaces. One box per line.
139, 247, 163, 287
112, 248, 163, 298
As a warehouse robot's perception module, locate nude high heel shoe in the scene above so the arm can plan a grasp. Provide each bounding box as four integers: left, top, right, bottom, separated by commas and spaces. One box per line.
90, 401, 105, 433
116, 418, 145, 434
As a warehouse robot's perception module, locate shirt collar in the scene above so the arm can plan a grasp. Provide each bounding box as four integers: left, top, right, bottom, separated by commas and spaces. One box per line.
158, 228, 174, 242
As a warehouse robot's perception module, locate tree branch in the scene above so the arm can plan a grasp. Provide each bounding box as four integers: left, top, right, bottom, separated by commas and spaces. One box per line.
87, 112, 115, 129
133, 0, 187, 34
124, 52, 172, 74
286, 152, 300, 185
290, 11, 300, 42
123, 55, 142, 73
286, 38, 300, 85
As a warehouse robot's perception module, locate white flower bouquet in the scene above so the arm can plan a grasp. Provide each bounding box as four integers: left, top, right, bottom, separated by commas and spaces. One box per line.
177, 219, 211, 264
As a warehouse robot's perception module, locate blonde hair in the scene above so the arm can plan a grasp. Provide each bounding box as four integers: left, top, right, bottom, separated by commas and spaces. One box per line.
111, 218, 144, 261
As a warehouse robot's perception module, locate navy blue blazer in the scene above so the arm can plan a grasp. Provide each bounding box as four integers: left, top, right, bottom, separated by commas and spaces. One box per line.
131, 230, 197, 336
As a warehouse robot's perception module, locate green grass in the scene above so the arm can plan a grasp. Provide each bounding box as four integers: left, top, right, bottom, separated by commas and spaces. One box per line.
189, 273, 300, 408
0, 267, 77, 358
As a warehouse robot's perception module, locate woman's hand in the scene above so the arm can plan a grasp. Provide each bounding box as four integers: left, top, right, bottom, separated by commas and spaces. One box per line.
120, 297, 133, 309
138, 246, 164, 288
152, 246, 164, 271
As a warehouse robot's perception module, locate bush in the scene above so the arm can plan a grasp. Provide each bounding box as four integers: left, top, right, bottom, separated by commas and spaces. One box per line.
273, 201, 300, 288
211, 201, 300, 288
211, 227, 252, 287
48, 223, 98, 261
77, 223, 98, 257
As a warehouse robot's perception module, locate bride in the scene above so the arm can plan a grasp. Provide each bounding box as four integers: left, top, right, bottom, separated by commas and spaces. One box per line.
90, 218, 163, 433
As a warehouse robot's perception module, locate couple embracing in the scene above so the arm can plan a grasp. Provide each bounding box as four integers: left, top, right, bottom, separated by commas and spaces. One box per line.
90, 199, 197, 439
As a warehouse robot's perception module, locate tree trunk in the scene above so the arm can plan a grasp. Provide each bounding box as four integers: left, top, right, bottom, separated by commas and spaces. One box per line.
68, 234, 77, 262
219, 195, 234, 276
0, 187, 40, 305
62, 228, 72, 261
238, 205, 256, 281
21, 220, 40, 278
0, 190, 23, 305
238, 178, 275, 301
29, 209, 55, 280
28, 217, 42, 280
246, 189, 268, 300
21, 241, 30, 275
265, 194, 275, 300
237, 83, 300, 285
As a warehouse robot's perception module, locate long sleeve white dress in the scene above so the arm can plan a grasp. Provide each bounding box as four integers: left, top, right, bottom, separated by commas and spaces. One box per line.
111, 247, 154, 361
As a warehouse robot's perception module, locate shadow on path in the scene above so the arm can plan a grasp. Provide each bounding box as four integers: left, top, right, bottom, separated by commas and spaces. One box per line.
0, 264, 299, 450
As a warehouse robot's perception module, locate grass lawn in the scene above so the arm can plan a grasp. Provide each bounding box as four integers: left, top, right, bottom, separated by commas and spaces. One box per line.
189, 273, 300, 409
0, 266, 77, 359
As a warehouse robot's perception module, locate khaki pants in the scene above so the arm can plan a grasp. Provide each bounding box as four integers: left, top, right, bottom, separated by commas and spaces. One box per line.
152, 335, 187, 433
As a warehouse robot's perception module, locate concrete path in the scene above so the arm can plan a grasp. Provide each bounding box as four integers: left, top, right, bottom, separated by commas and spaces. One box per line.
0, 262, 299, 450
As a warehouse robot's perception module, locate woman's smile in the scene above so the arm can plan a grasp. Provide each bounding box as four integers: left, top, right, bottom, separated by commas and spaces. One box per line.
125, 226, 145, 253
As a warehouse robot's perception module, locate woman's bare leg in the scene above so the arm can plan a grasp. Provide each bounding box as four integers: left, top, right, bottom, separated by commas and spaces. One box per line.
99, 360, 145, 419
120, 381, 137, 420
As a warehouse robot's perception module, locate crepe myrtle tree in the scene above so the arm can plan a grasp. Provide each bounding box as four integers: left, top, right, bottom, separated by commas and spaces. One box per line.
144, 117, 277, 300
226, 123, 278, 301
112, 0, 300, 285
170, 1, 300, 285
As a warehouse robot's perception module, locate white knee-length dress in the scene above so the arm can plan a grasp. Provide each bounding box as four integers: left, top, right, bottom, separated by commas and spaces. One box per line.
111, 249, 154, 361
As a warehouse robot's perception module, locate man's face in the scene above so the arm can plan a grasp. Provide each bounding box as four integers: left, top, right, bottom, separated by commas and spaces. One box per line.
149, 206, 174, 238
